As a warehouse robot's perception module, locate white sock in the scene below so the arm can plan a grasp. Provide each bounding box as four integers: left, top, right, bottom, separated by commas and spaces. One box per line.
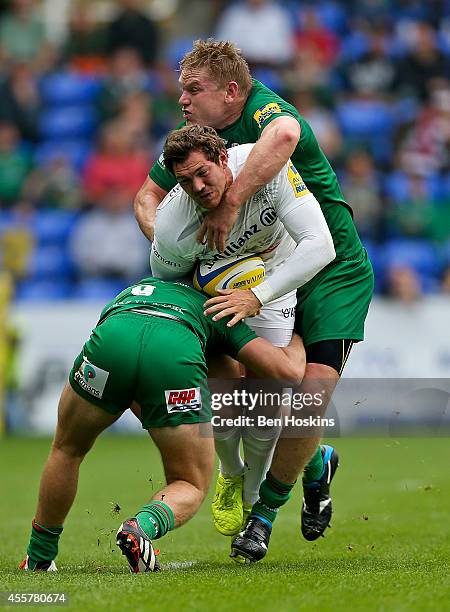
214, 427, 244, 477
242, 434, 277, 505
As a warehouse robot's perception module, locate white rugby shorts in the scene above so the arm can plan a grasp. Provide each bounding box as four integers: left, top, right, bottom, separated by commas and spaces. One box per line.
245, 289, 296, 347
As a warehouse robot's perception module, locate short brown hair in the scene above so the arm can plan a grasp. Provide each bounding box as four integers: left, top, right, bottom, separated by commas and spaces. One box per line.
180, 39, 253, 96
163, 125, 227, 174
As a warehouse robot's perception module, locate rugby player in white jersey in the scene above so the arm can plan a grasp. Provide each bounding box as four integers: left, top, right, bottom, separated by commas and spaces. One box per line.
150, 125, 335, 542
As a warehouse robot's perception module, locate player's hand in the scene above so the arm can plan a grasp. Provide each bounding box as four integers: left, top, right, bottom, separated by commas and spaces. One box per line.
203, 289, 262, 327
196, 193, 240, 252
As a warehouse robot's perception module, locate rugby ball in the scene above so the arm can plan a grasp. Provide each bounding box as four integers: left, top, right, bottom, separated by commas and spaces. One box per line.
193, 254, 265, 297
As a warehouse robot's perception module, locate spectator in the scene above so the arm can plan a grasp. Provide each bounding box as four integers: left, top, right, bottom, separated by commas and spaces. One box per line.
386, 168, 450, 242
69, 191, 149, 282
117, 91, 154, 153
151, 63, 184, 137
82, 120, 149, 207
106, 0, 159, 66
0, 122, 32, 207
347, 0, 391, 20
290, 89, 343, 162
294, 7, 341, 69
96, 47, 151, 121
395, 21, 450, 100
341, 149, 383, 239
386, 170, 435, 237
61, 4, 108, 74
386, 264, 423, 302
215, 0, 294, 67
397, 80, 450, 175
284, 43, 331, 91
391, 0, 447, 28
0, 61, 41, 142
0, 222, 34, 280
337, 23, 396, 96
0, 0, 47, 65
22, 156, 83, 210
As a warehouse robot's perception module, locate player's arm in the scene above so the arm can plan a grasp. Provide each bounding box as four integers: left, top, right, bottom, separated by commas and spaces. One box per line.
204, 165, 335, 325
237, 332, 304, 382
134, 176, 168, 242
198, 116, 300, 251
225, 117, 300, 208
250, 174, 336, 305
134, 146, 181, 242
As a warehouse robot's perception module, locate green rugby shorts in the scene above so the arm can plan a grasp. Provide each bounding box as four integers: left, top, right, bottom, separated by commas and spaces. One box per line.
295, 247, 374, 346
69, 311, 211, 428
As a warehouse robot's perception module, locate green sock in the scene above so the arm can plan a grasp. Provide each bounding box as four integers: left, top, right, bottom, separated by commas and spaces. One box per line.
27, 519, 63, 567
251, 471, 295, 525
302, 446, 324, 484
135, 501, 174, 540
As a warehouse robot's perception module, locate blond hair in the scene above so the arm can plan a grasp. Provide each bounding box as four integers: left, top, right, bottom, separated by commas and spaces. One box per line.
180, 39, 253, 96
163, 125, 227, 174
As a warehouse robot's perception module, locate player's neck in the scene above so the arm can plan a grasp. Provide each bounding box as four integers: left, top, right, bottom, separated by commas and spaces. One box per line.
224, 167, 233, 190
214, 98, 246, 130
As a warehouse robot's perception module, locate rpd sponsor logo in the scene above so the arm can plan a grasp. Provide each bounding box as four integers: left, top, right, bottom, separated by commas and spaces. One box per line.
165, 387, 202, 413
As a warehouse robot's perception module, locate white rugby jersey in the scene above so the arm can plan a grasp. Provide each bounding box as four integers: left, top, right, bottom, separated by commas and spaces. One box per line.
151, 144, 335, 304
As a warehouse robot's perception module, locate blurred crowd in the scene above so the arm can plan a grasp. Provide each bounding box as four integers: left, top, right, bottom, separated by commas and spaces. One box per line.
0, 0, 449, 303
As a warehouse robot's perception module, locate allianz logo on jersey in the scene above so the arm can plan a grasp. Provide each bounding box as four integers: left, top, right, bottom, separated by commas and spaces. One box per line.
204, 207, 279, 262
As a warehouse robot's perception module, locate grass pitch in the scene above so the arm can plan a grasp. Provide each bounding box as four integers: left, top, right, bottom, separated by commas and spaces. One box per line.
1, 436, 449, 611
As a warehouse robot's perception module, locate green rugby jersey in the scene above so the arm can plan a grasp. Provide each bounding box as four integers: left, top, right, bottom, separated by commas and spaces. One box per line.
98, 277, 256, 358
150, 79, 362, 259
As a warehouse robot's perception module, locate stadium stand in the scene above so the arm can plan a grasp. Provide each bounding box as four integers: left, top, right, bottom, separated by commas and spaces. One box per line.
0, 0, 448, 302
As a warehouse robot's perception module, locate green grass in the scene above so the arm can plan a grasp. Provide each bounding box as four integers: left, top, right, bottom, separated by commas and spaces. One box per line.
1, 437, 449, 611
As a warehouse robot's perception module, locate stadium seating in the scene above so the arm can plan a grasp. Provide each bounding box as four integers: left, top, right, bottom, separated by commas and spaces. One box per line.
14, 278, 73, 301
381, 238, 442, 292
1, 2, 448, 303
39, 106, 97, 140
72, 278, 128, 300
165, 37, 195, 69
26, 243, 75, 280
40, 71, 102, 106
33, 210, 81, 245
336, 99, 395, 163
34, 140, 92, 173
385, 172, 448, 204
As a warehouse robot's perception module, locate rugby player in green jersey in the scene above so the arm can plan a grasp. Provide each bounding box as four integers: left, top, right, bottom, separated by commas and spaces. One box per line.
19, 277, 303, 573
134, 40, 374, 553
